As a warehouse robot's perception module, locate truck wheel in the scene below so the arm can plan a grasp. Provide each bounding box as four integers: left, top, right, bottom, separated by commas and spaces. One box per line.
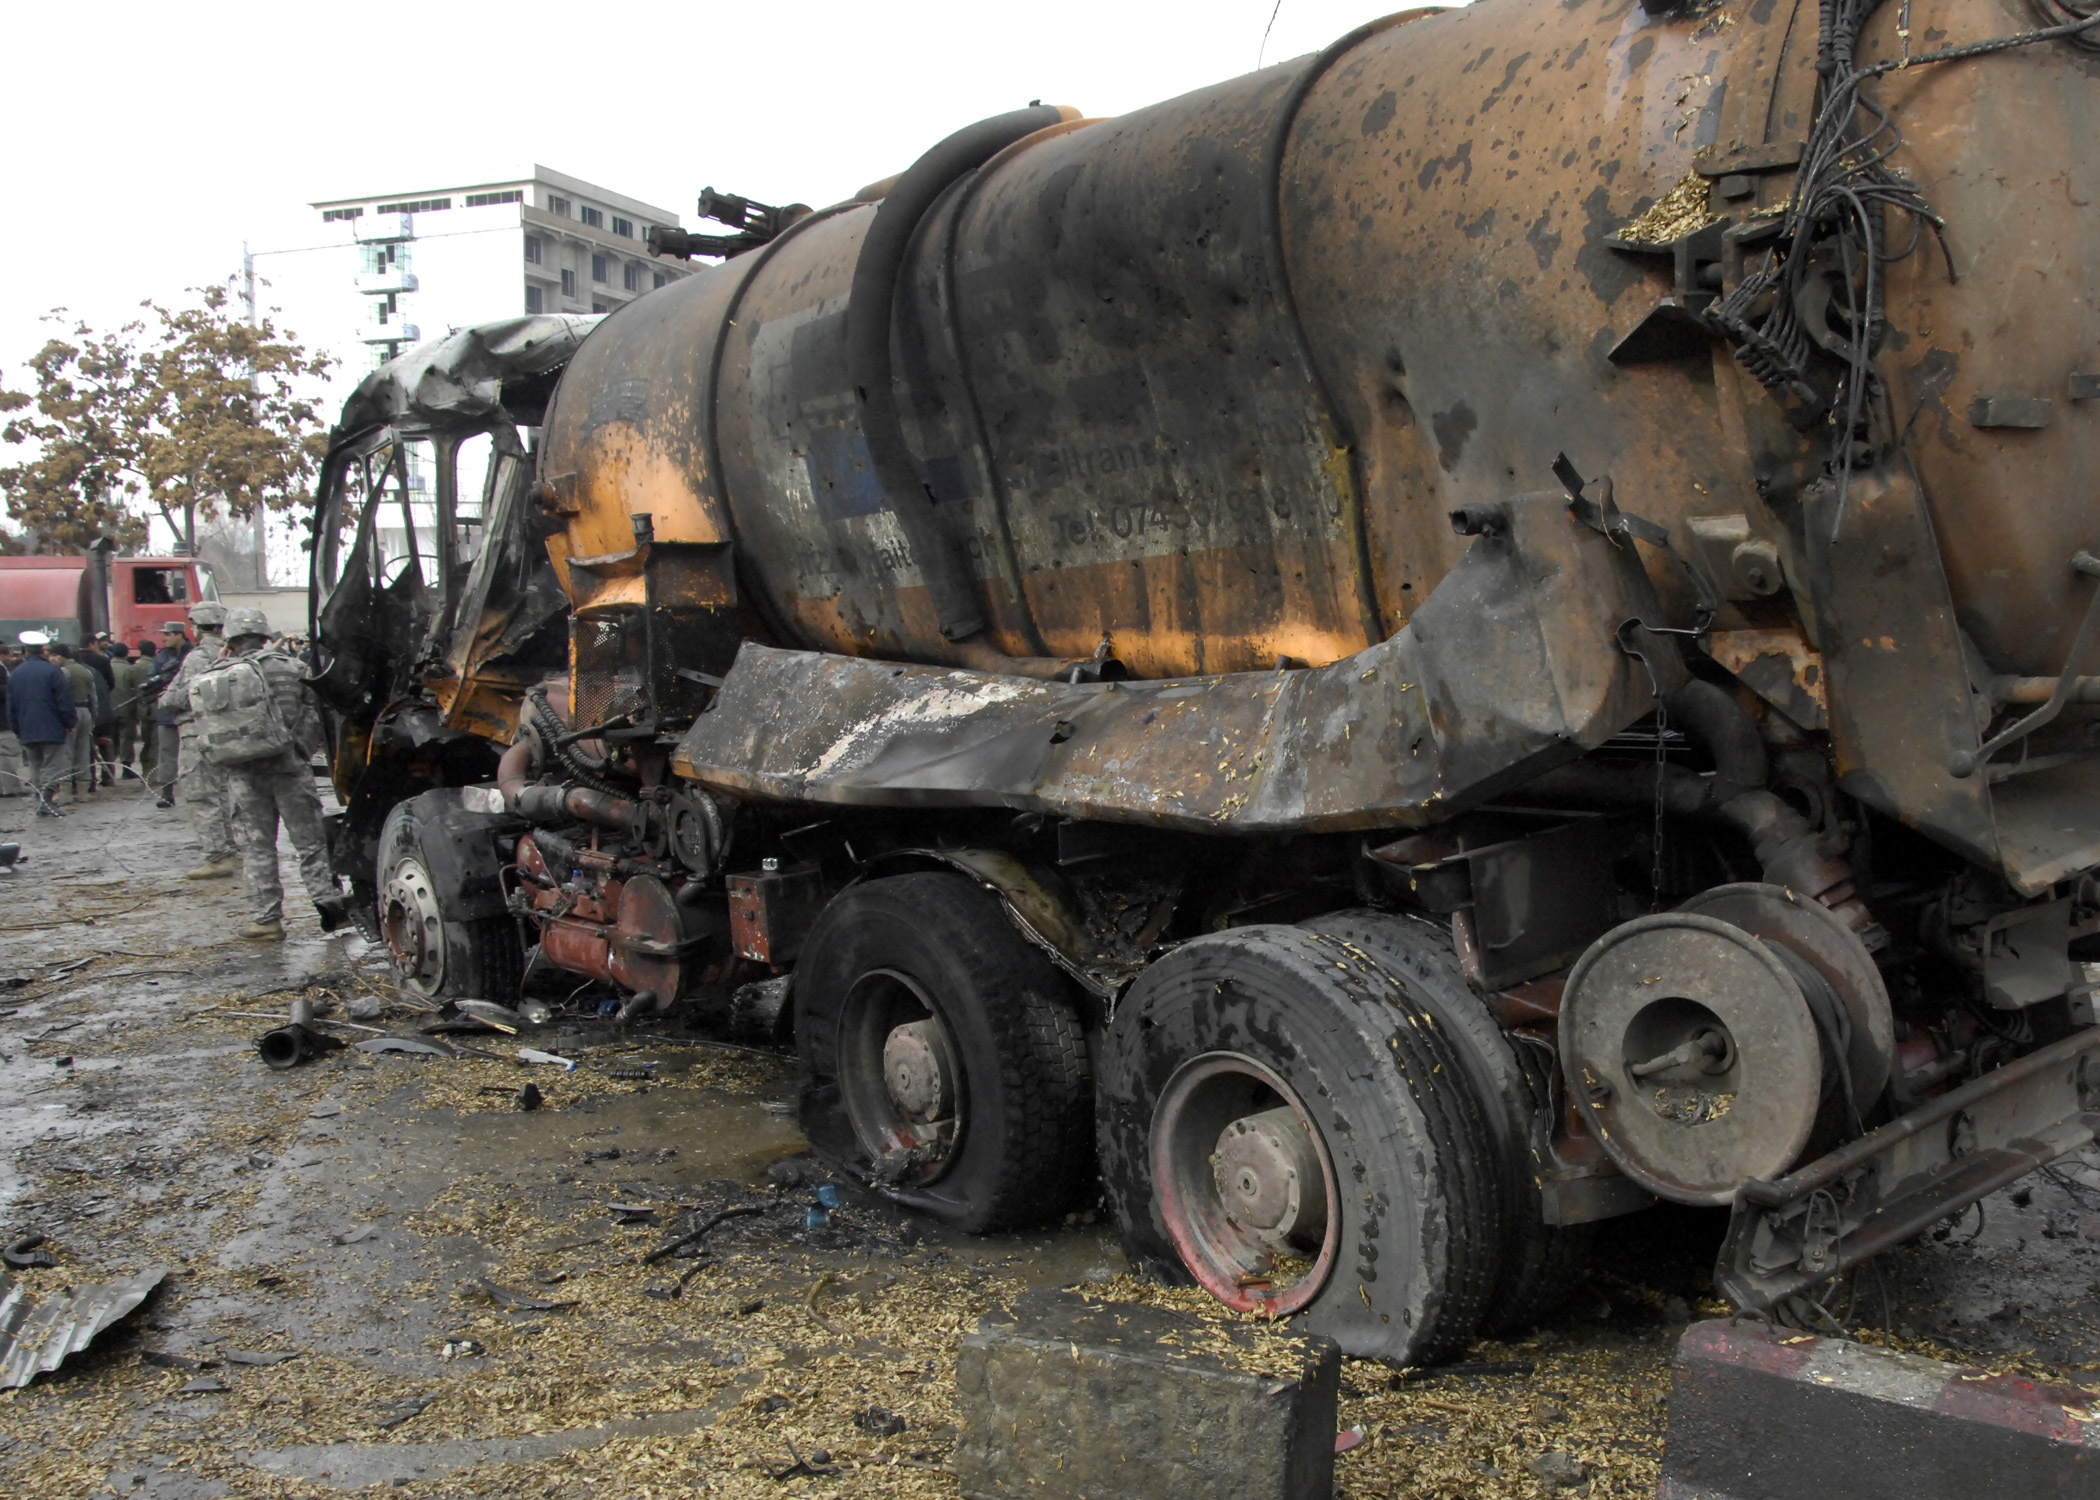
1307, 910, 1590, 1334
374, 801, 522, 998
1098, 925, 1501, 1364
793, 873, 1093, 1233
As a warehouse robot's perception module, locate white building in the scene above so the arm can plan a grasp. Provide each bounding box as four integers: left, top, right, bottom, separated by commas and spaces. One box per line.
309, 166, 696, 364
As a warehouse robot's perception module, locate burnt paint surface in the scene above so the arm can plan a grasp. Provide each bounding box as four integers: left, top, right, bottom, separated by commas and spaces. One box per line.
544, 0, 2099, 884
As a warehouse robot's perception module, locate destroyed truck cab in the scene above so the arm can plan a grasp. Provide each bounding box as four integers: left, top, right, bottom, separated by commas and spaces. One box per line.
310, 0, 2100, 1366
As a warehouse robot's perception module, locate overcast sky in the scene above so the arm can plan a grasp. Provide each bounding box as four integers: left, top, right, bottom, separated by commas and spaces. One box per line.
3, 0, 1436, 378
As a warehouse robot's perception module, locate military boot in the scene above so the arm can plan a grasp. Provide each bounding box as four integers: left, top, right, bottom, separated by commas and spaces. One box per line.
241, 918, 285, 941
184, 855, 240, 880
315, 896, 351, 933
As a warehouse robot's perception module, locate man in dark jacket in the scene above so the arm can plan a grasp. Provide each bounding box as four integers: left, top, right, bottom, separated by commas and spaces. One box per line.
6, 632, 76, 816
79, 635, 119, 786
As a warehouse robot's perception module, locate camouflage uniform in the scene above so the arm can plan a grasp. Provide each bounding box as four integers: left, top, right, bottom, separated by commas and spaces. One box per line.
206, 633, 337, 928
159, 629, 237, 867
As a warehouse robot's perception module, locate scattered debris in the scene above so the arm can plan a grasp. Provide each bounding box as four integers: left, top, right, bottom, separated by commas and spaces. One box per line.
355, 1036, 456, 1058
439, 1338, 483, 1360
177, 1376, 229, 1395
308, 1102, 343, 1119
333, 1225, 377, 1246
344, 994, 385, 1022
375, 1394, 431, 1430
607, 1203, 659, 1225
1393, 1359, 1536, 1384
142, 1349, 209, 1372
516, 1082, 543, 1112
771, 1437, 840, 1480
455, 1000, 528, 1032
223, 1349, 300, 1366
642, 1204, 769, 1265
476, 1278, 576, 1312
0, 1264, 165, 1390
1527, 1448, 1588, 1488
518, 1047, 578, 1071
855, 1405, 907, 1437
1336, 1424, 1367, 1454
2, 1234, 57, 1271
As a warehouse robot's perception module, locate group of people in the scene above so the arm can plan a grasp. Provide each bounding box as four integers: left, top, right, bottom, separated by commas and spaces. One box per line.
1, 603, 346, 940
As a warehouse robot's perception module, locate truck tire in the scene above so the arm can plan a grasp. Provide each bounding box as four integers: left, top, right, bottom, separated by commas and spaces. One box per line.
375, 800, 523, 999
793, 873, 1093, 1233
1307, 910, 1590, 1333
1098, 925, 1502, 1364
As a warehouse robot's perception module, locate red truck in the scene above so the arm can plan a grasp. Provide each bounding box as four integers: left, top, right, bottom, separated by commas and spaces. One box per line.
0, 547, 219, 648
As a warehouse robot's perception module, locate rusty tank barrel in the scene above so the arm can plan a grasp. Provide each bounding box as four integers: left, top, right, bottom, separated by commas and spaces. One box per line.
538, 0, 2100, 886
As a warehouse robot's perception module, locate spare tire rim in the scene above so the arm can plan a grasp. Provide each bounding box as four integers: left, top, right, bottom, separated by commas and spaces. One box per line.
1151, 1051, 1341, 1318
380, 856, 445, 994
837, 968, 963, 1186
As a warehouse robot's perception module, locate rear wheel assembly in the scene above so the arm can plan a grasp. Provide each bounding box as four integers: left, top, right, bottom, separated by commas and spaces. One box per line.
374, 801, 523, 999
1559, 889, 1894, 1206
1306, 910, 1590, 1334
1098, 924, 1502, 1364
793, 873, 1094, 1233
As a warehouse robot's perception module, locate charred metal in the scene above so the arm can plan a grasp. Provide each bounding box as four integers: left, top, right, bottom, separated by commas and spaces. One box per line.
308, 0, 2100, 1364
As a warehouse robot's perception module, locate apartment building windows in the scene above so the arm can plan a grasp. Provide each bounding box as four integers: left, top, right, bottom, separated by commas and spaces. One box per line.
622, 262, 641, 291
591, 254, 609, 284
377, 196, 451, 214
560, 268, 577, 298
524, 235, 542, 264
592, 302, 608, 314
465, 189, 522, 207
547, 195, 570, 216
321, 206, 363, 222
611, 216, 633, 238
653, 271, 667, 289
579, 206, 604, 229
525, 285, 543, 313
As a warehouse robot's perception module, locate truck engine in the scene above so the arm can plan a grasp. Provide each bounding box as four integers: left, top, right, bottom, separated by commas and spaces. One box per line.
308, 0, 2100, 1363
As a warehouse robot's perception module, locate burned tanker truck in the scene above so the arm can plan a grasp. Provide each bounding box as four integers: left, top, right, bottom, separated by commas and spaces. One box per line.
308, 0, 2100, 1361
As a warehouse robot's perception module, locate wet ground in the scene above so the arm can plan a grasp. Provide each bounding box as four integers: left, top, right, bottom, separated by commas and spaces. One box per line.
1, 775, 2097, 1498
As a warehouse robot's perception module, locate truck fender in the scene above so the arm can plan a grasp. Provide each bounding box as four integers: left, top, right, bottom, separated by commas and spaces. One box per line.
858, 846, 1110, 1005
386, 788, 527, 924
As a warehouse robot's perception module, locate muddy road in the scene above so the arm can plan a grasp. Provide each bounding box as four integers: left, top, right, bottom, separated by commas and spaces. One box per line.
1, 780, 2097, 1499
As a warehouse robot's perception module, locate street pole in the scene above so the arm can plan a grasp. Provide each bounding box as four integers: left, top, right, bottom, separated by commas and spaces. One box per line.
243, 241, 268, 586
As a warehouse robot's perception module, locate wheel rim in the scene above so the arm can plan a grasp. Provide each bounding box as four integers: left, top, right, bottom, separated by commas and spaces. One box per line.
380, 856, 446, 995
837, 968, 964, 1184
1151, 1051, 1341, 1317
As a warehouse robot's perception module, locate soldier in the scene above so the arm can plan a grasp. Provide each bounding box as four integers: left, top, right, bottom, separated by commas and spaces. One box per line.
156, 602, 239, 879
191, 607, 347, 940
145, 622, 187, 805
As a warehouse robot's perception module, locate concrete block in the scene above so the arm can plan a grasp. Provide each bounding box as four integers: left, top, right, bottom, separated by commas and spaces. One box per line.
1661, 1318, 2099, 1500
953, 1289, 1339, 1500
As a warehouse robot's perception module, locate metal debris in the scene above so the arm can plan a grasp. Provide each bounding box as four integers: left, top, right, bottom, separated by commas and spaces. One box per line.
354, 1035, 456, 1058
374, 1394, 431, 1430
224, 1349, 299, 1366
518, 1047, 577, 1071
0, 1265, 166, 1390
141, 1349, 208, 1372
476, 1278, 576, 1312
454, 1000, 528, 1032
177, 1376, 229, 1394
